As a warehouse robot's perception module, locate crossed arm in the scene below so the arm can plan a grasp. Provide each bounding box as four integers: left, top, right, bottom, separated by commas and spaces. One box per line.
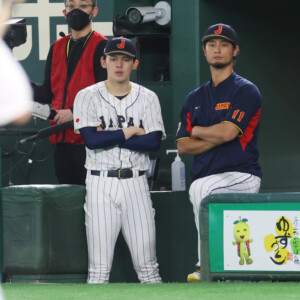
80, 126, 162, 152
177, 122, 240, 155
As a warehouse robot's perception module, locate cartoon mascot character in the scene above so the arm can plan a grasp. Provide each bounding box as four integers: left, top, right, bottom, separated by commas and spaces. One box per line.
232, 217, 253, 265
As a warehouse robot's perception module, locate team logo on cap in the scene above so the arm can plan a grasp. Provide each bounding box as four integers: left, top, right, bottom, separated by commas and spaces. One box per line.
214, 25, 223, 35
117, 40, 125, 49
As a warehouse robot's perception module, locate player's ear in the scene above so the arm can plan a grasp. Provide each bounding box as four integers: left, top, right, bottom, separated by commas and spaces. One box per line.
132, 60, 139, 70
92, 7, 98, 18
100, 57, 107, 68
233, 45, 240, 58
63, 9, 67, 18
202, 46, 207, 57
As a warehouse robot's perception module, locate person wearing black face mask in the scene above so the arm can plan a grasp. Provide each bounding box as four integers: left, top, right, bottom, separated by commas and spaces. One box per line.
66, 6, 93, 31
31, 0, 108, 186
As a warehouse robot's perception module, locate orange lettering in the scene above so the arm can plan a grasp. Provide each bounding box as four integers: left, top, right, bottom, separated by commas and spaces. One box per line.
215, 102, 231, 111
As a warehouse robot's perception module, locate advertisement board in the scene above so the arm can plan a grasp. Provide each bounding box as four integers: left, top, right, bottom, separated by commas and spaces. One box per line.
209, 203, 300, 273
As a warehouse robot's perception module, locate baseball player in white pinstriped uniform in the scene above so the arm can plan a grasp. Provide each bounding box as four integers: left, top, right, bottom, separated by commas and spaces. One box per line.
176, 24, 262, 282
73, 37, 165, 283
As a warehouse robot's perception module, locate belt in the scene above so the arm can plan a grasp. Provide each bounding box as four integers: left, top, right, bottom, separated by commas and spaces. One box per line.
91, 169, 145, 179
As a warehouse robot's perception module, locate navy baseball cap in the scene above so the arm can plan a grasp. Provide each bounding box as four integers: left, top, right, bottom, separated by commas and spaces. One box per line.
202, 23, 237, 45
104, 37, 136, 58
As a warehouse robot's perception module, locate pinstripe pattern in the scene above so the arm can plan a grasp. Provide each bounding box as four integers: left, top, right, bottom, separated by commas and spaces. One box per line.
85, 172, 161, 283
73, 81, 166, 171
189, 171, 261, 266
74, 80, 165, 283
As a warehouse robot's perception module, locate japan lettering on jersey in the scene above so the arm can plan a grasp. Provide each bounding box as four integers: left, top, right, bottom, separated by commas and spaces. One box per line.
74, 81, 166, 171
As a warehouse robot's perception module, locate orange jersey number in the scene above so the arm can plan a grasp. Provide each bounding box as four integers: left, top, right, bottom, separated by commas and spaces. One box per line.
232, 110, 245, 122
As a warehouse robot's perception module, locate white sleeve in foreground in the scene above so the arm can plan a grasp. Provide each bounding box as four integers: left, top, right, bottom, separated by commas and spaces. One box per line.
0, 39, 33, 126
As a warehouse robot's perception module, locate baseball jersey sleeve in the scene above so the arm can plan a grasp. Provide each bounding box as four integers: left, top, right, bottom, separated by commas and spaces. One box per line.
222, 84, 262, 135
143, 92, 166, 139
176, 93, 192, 141
73, 88, 101, 134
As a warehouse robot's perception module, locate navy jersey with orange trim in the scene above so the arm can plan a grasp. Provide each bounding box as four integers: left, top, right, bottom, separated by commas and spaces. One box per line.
176, 72, 262, 181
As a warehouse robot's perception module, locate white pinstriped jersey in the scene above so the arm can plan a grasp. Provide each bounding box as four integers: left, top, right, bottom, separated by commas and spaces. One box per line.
73, 81, 166, 171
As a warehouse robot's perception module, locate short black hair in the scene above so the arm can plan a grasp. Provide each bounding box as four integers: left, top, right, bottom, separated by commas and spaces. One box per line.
64, 0, 97, 7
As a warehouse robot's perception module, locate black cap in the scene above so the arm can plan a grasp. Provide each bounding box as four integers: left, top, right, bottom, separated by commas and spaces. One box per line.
104, 37, 136, 58
202, 23, 237, 45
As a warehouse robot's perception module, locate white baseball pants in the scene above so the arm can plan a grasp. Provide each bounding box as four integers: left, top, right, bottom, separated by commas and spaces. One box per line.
189, 171, 261, 266
85, 172, 162, 283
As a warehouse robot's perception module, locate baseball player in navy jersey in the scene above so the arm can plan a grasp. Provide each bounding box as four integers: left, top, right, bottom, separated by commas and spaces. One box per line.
73, 37, 165, 283
176, 24, 262, 282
